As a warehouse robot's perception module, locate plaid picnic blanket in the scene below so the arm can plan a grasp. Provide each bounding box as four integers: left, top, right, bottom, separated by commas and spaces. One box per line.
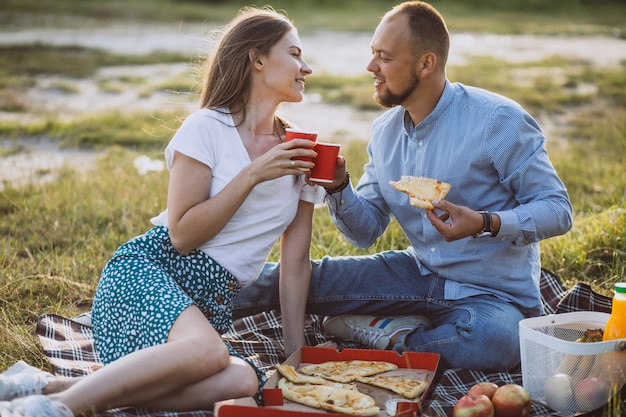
35, 269, 613, 417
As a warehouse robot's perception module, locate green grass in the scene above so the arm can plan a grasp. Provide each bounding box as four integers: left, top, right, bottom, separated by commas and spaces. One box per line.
0, 0, 625, 414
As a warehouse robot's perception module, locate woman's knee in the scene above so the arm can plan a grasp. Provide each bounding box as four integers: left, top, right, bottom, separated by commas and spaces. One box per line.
194, 341, 231, 375
229, 357, 260, 397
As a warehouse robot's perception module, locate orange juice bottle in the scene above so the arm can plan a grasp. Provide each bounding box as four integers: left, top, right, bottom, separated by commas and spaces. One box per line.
603, 283, 626, 340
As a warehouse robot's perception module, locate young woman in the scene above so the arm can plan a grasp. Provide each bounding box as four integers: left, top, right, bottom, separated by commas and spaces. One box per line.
0, 7, 321, 416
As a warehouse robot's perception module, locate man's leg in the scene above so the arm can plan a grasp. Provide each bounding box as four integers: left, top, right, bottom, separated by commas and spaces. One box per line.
395, 295, 524, 371
233, 249, 441, 319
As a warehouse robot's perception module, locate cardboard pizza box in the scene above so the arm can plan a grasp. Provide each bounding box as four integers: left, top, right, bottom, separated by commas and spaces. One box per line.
215, 346, 440, 417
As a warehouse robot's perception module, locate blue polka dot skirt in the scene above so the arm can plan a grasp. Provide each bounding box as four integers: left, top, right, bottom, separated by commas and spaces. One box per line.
92, 226, 267, 403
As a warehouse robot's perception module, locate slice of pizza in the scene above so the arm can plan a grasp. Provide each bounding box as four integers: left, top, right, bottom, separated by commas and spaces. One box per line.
389, 176, 451, 209
275, 364, 327, 385
299, 360, 398, 383
278, 378, 379, 416
356, 375, 429, 399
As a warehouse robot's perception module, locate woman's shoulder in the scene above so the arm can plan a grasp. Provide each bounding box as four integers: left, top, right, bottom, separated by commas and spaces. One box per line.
182, 108, 235, 127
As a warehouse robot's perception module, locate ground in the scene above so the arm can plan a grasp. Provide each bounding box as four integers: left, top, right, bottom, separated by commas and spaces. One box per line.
1, 22, 626, 187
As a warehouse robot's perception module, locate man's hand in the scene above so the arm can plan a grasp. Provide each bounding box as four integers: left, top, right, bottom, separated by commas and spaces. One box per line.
307, 155, 348, 188
426, 200, 490, 241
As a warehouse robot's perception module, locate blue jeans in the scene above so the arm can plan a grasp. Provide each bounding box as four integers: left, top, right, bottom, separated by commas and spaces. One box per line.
233, 249, 525, 372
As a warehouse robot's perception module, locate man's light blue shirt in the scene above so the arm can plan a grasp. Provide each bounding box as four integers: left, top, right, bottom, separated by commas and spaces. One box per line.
326, 80, 572, 315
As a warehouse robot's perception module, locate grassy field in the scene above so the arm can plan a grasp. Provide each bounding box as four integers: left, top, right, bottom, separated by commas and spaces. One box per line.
1, 0, 625, 414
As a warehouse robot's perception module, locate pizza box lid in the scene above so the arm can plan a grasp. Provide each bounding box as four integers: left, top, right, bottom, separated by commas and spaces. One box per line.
215, 346, 440, 417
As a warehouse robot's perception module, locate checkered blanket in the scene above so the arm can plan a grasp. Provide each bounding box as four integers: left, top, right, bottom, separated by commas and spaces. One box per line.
35, 269, 613, 417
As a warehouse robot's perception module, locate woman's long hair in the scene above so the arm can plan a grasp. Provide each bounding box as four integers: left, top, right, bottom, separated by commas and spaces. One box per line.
200, 7, 294, 116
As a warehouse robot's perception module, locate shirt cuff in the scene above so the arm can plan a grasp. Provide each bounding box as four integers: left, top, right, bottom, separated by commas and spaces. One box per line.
492, 210, 521, 242
325, 182, 358, 211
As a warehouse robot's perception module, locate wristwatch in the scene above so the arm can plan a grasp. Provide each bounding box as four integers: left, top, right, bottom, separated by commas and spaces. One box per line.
472, 211, 494, 238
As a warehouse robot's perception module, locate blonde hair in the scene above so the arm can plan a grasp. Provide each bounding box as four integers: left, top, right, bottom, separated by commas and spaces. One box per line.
200, 7, 295, 116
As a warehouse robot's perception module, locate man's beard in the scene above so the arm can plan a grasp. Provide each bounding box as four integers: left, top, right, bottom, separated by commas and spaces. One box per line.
374, 73, 420, 108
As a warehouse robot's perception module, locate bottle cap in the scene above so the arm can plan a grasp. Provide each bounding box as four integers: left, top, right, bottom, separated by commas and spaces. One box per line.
615, 283, 626, 294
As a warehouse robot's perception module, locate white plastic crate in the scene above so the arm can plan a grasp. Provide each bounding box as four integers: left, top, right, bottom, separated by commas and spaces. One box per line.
519, 312, 626, 414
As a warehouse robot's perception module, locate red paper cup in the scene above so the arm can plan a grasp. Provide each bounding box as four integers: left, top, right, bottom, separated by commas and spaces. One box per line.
285, 128, 318, 166
285, 128, 318, 143
310, 142, 340, 183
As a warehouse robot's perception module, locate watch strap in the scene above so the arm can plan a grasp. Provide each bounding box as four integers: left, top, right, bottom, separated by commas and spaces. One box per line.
472, 211, 494, 238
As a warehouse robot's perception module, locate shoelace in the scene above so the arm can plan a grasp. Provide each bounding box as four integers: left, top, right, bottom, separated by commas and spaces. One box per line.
348, 324, 384, 346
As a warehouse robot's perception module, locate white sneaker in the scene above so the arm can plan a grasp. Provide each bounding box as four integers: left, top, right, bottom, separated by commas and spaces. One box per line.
323, 315, 432, 350
0, 361, 56, 401
72, 312, 92, 327
0, 395, 73, 417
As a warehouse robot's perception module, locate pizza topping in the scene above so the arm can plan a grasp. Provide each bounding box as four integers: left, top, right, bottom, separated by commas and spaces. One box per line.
356, 375, 429, 399
390, 176, 451, 209
298, 360, 398, 383
278, 378, 380, 416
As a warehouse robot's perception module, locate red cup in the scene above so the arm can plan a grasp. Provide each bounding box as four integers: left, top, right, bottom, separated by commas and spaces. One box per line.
285, 128, 318, 143
310, 142, 340, 183
285, 128, 317, 165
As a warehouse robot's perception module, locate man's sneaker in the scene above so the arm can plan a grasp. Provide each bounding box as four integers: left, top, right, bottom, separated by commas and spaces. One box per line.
323, 315, 432, 350
0, 395, 73, 417
0, 361, 56, 401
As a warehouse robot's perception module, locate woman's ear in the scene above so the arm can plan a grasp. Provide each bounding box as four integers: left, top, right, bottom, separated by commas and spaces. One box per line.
249, 49, 264, 70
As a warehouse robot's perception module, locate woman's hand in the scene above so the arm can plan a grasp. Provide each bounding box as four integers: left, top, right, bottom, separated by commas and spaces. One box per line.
245, 138, 316, 183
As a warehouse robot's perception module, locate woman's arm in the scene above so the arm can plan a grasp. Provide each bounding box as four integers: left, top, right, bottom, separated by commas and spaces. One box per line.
279, 199, 315, 357
167, 139, 315, 255
166, 151, 257, 255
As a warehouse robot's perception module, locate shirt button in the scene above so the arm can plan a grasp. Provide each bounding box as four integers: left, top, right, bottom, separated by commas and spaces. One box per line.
430, 247, 436, 252
418, 141, 424, 147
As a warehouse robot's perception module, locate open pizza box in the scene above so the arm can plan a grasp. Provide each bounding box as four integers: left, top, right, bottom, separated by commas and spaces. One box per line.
215, 346, 440, 417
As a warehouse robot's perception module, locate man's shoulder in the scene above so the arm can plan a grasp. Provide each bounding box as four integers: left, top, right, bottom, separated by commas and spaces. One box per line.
452, 82, 523, 112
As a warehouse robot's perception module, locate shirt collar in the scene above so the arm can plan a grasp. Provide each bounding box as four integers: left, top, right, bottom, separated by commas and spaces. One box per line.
401, 79, 455, 136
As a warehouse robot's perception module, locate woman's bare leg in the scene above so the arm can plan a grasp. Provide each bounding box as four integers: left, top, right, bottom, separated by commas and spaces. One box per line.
139, 355, 258, 411
47, 306, 257, 415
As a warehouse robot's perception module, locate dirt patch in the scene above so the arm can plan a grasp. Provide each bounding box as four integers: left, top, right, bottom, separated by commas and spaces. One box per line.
0, 138, 100, 189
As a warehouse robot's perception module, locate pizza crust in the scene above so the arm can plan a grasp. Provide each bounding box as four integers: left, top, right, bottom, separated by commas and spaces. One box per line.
389, 176, 451, 209
275, 363, 327, 385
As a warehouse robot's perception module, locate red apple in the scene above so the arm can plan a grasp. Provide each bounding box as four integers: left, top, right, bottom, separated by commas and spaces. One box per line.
453, 394, 495, 417
574, 377, 612, 411
492, 384, 531, 417
469, 382, 499, 400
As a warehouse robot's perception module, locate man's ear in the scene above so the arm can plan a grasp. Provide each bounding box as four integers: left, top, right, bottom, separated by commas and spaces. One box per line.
417, 52, 437, 76
249, 49, 264, 70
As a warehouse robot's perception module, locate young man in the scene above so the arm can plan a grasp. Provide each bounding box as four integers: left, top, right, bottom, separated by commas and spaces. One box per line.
234, 1, 572, 371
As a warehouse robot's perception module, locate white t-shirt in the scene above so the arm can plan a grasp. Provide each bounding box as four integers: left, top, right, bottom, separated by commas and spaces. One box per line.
151, 108, 324, 286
